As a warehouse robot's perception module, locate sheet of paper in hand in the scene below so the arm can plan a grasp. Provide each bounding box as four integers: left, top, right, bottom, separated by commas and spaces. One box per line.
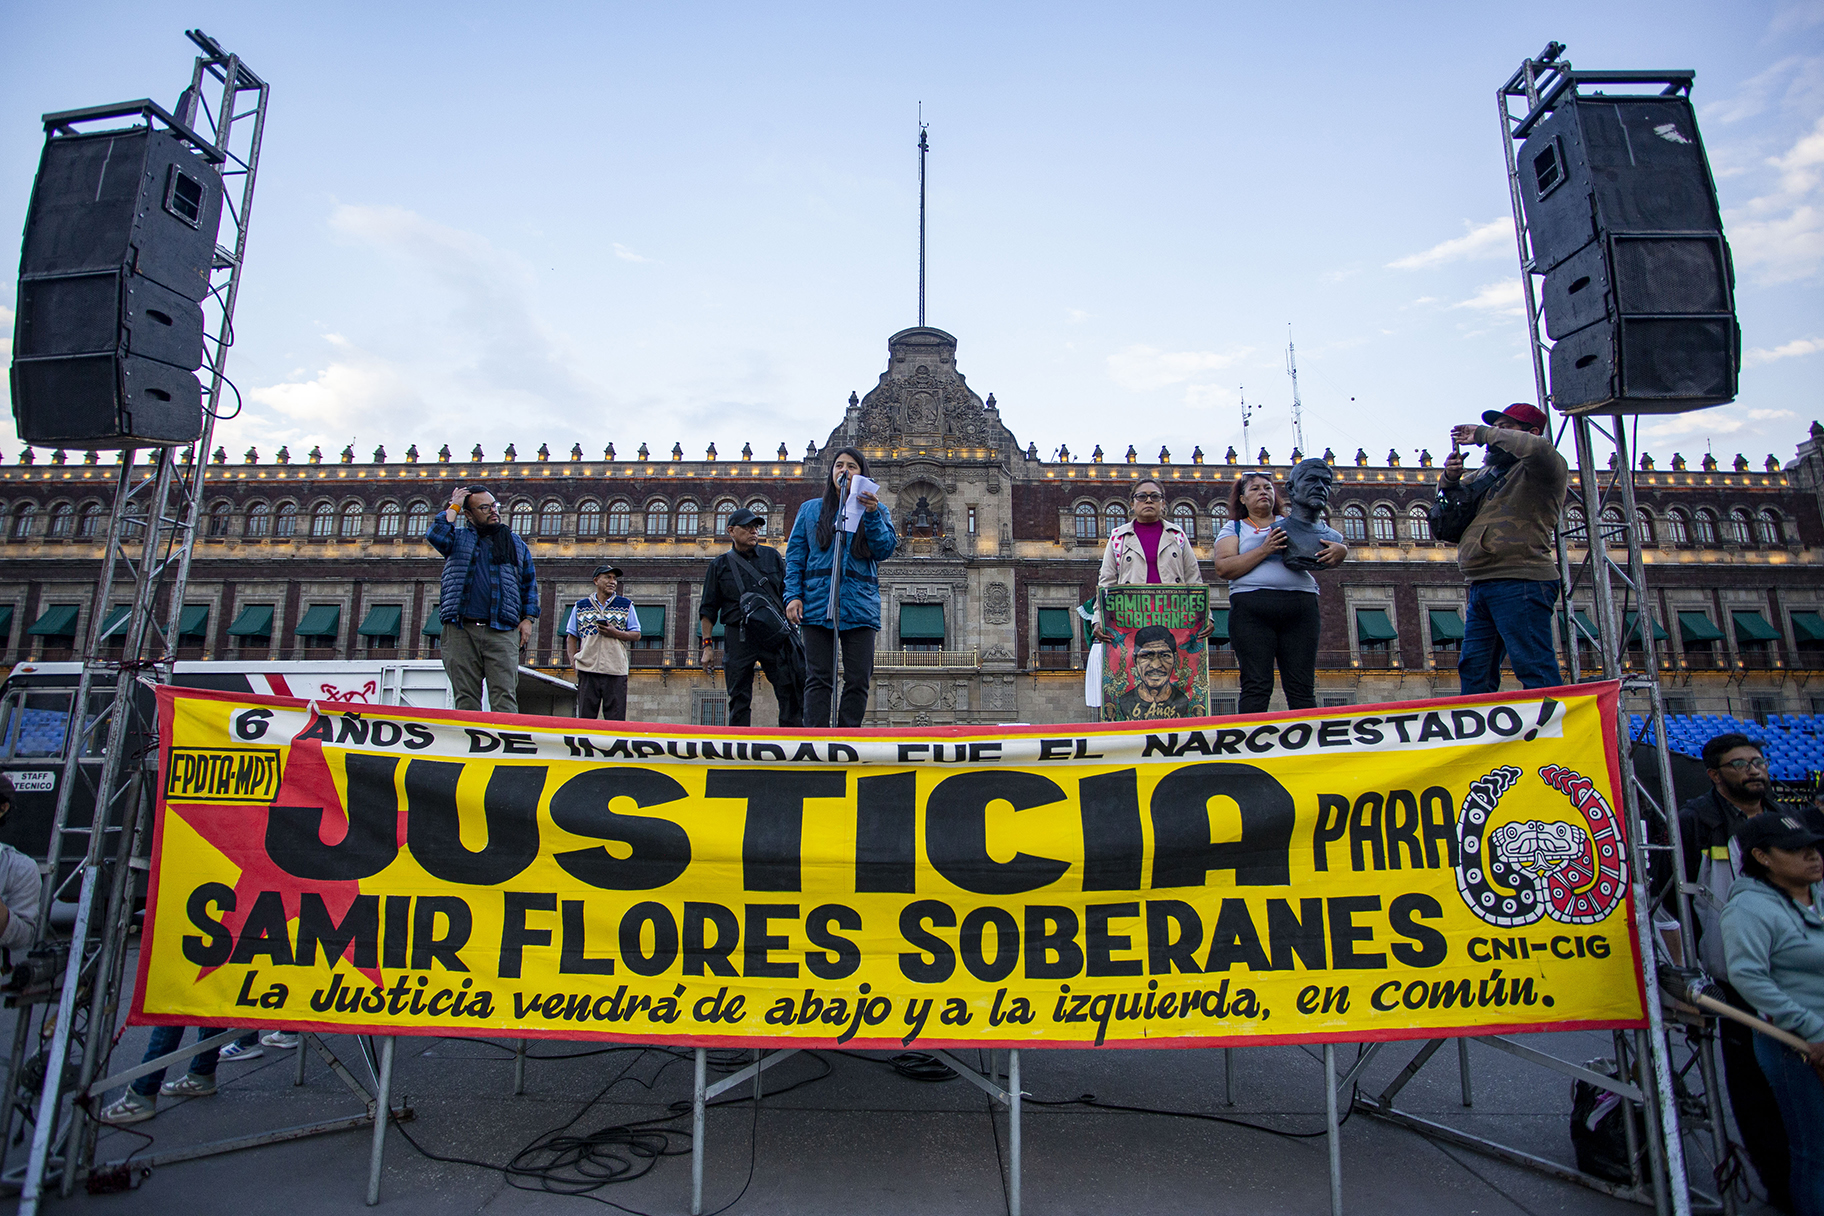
1100, 584, 1209, 722
839, 475, 881, 532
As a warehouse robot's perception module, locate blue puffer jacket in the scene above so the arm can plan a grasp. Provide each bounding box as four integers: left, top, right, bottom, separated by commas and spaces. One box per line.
426, 515, 540, 631
783, 499, 897, 631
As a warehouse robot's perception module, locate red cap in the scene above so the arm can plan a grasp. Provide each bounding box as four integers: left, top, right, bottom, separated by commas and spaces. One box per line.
1482, 402, 1549, 431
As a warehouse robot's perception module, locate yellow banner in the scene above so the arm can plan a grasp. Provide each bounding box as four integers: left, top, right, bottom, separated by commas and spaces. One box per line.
135, 683, 1646, 1048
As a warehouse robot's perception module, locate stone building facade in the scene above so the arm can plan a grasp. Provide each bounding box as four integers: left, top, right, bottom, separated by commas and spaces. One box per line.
3, 326, 1822, 726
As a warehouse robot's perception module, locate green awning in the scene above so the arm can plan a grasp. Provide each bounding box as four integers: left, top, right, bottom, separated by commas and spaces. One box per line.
1732, 610, 1781, 643
1623, 611, 1667, 642
900, 604, 946, 641
422, 615, 443, 637
636, 605, 667, 641
1570, 610, 1599, 643
295, 605, 340, 638
1207, 608, 1230, 642
178, 605, 209, 638
227, 605, 274, 637
97, 606, 132, 639
710, 620, 725, 640
0, 606, 12, 638
1428, 609, 1464, 641
1678, 611, 1724, 643
1037, 608, 1074, 642
357, 605, 402, 638
1793, 611, 1824, 644
26, 605, 79, 636
1355, 609, 1397, 643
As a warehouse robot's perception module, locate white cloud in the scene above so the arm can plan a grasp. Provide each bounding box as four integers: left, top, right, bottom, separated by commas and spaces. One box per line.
1106, 344, 1251, 393
1387, 219, 1512, 270
1065, 309, 1090, 324
1744, 336, 1824, 365
612, 243, 654, 263
1702, 56, 1824, 124
1453, 280, 1525, 316
1724, 115, 1824, 282
1643, 407, 1795, 440
0, 305, 12, 337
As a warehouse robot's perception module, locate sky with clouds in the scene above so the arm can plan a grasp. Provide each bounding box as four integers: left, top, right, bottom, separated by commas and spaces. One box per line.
1, 1, 1820, 469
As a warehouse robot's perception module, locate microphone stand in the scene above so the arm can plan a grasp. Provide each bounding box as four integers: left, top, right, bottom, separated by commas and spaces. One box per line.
828, 475, 849, 728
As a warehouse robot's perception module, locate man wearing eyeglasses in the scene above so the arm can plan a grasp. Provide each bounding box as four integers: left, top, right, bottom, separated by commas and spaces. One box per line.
1679, 732, 1824, 1212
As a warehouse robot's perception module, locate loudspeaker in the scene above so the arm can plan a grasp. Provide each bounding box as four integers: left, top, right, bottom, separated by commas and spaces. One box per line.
1517, 95, 1738, 415
11, 125, 223, 446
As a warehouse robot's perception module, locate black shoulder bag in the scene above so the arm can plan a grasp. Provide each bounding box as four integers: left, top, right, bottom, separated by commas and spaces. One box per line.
726, 550, 800, 657
1429, 465, 1510, 545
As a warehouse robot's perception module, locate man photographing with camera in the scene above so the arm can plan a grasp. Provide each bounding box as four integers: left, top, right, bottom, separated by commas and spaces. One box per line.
1432, 402, 1569, 695
426, 485, 539, 714
699, 508, 803, 727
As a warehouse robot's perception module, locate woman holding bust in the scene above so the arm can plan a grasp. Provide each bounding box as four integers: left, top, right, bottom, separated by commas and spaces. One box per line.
1213, 461, 1348, 713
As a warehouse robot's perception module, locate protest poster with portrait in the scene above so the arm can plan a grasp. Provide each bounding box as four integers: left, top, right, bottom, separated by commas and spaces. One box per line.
1099, 585, 1209, 722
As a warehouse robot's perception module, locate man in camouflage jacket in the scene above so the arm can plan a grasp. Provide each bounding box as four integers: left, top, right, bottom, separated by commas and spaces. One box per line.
1436, 403, 1569, 694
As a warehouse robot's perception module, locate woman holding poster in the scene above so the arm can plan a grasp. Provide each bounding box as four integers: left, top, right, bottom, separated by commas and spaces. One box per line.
1092, 479, 1210, 718
1214, 467, 1347, 714
785, 447, 897, 726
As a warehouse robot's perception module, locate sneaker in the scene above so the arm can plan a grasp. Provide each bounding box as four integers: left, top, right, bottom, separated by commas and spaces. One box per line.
100, 1092, 156, 1125
217, 1039, 263, 1063
260, 1031, 301, 1050
158, 1072, 217, 1098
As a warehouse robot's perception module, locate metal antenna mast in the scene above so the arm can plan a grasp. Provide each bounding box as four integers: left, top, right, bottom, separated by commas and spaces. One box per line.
918, 112, 929, 327
1240, 388, 1253, 464
1286, 326, 1306, 455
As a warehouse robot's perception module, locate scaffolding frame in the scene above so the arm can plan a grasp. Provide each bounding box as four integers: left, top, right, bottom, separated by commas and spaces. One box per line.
8, 31, 272, 1210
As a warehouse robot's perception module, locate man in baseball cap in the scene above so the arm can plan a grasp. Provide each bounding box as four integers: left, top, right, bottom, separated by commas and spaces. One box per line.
1434, 402, 1569, 694
565, 564, 640, 719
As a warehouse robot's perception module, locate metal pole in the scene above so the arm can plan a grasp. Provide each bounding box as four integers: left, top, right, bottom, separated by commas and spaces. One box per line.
691, 1047, 707, 1216
364, 1036, 395, 1206
1457, 1038, 1473, 1106
829, 522, 847, 728
294, 1033, 308, 1086
1008, 1048, 1021, 1216
513, 1038, 526, 1095
1324, 1044, 1343, 1216
917, 124, 928, 327
1223, 1047, 1234, 1106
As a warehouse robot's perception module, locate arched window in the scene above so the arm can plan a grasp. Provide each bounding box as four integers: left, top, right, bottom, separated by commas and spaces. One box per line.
1408, 504, 1432, 543
645, 500, 669, 536
275, 502, 299, 538
1664, 508, 1689, 546
1211, 502, 1229, 534
405, 500, 431, 536
339, 502, 363, 538
714, 500, 737, 534
538, 500, 563, 537
1074, 502, 1097, 539
1172, 502, 1196, 539
76, 502, 103, 539
1727, 508, 1754, 546
1633, 509, 1654, 546
1341, 504, 1367, 543
1758, 508, 1785, 546
1104, 502, 1126, 533
607, 501, 632, 537
746, 498, 770, 517
206, 502, 231, 538
310, 502, 335, 538
1563, 505, 1587, 544
376, 502, 402, 538
1600, 506, 1626, 548
676, 501, 699, 538
9, 504, 36, 540
245, 501, 271, 537
576, 500, 602, 537
48, 502, 76, 538
1370, 504, 1397, 543
509, 500, 534, 532
1693, 509, 1718, 547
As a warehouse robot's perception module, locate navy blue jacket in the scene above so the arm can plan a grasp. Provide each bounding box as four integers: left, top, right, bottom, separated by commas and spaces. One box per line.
426, 515, 540, 631
783, 499, 896, 631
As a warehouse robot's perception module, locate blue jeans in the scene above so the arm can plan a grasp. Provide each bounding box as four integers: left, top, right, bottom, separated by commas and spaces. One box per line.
1756, 1035, 1824, 1216
1459, 579, 1562, 695
131, 1026, 228, 1096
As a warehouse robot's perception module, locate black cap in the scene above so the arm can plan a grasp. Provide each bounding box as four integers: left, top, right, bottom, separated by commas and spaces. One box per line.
728, 508, 766, 529
591, 564, 623, 578
1736, 812, 1824, 855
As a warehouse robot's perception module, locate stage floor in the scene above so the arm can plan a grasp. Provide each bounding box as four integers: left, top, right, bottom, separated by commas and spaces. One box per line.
12, 942, 1781, 1215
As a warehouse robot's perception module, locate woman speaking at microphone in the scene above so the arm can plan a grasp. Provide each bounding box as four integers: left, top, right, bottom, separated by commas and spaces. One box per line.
785, 447, 897, 726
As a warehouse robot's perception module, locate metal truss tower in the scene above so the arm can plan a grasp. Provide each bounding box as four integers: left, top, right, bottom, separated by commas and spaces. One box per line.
8, 31, 268, 1209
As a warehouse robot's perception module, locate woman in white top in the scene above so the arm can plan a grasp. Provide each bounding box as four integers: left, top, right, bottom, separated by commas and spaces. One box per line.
1213, 472, 1346, 713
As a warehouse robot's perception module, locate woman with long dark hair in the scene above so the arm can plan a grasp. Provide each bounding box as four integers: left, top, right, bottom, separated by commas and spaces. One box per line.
1213, 469, 1346, 713
784, 447, 897, 726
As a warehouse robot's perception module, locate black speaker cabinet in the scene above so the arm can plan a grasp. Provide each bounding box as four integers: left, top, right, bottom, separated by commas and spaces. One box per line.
1517, 95, 1737, 415
11, 125, 223, 446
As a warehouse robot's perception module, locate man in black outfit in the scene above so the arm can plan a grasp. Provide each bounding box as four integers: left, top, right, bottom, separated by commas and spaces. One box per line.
1679, 731, 1824, 1213
699, 508, 802, 727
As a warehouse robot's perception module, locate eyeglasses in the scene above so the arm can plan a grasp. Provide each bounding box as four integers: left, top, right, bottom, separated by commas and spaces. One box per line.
1131, 492, 1164, 502
1719, 757, 1769, 771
